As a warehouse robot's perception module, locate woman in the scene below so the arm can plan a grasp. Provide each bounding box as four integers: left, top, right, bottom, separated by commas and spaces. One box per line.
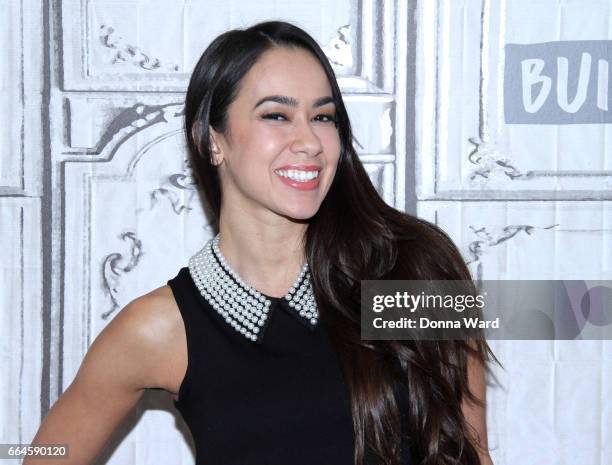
27, 21, 499, 465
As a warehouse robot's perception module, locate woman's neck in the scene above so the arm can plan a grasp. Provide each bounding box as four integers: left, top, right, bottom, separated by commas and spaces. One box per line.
216, 216, 308, 298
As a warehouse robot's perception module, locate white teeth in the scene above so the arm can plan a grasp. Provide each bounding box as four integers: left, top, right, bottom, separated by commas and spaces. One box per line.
275, 169, 319, 182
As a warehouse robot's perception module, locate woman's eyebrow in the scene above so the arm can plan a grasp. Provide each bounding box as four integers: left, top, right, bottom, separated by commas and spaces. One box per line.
253, 95, 335, 109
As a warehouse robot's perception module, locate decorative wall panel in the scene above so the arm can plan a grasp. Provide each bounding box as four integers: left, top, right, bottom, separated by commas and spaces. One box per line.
0, 0, 43, 194
416, 0, 612, 200
0, 199, 43, 445
60, 0, 395, 93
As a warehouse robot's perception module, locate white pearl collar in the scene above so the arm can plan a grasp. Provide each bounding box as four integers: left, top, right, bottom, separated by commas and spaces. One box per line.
188, 234, 319, 343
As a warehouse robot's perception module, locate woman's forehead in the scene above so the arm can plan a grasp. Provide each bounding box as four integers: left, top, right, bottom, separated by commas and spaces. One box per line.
238, 48, 332, 104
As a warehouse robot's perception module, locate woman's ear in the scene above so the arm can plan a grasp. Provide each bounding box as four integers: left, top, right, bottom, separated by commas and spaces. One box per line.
208, 128, 224, 166
191, 122, 222, 166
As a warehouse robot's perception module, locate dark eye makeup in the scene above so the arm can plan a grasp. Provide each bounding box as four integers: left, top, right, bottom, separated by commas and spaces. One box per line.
261, 113, 337, 124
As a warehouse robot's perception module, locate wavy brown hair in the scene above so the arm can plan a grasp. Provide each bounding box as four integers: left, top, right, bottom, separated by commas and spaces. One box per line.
184, 20, 501, 465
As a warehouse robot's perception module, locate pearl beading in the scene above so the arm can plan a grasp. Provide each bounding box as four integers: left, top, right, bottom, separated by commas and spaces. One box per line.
188, 234, 319, 343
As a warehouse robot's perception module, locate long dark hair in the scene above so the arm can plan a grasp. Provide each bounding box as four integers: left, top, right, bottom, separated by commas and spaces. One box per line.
184, 20, 501, 465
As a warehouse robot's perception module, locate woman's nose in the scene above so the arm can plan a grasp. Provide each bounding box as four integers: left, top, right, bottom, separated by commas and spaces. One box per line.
290, 119, 323, 156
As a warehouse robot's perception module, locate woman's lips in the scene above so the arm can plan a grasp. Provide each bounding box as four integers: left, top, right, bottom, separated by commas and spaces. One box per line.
274, 171, 321, 190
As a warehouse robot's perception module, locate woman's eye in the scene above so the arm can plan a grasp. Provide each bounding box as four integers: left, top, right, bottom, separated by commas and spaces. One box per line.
261, 113, 337, 124
314, 114, 337, 123
262, 113, 287, 121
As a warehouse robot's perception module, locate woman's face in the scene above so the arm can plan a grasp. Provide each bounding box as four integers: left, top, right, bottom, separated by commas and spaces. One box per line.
210, 46, 342, 222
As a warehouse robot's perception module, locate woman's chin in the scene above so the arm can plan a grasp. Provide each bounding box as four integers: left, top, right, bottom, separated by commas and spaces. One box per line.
277, 205, 319, 222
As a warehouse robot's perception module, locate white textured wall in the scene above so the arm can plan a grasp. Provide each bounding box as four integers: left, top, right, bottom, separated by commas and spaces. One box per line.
0, 1, 609, 464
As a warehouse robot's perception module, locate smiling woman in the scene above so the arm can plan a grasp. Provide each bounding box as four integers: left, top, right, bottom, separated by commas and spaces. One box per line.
200, 45, 342, 222
25, 20, 500, 465
178, 20, 500, 465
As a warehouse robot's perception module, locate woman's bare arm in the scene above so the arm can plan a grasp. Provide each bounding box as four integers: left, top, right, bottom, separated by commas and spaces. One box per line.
23, 289, 180, 465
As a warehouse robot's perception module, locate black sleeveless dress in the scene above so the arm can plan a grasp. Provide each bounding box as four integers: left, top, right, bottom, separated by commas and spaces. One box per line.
167, 266, 415, 465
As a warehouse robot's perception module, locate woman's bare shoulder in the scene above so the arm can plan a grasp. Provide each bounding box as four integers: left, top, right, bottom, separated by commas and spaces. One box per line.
131, 284, 186, 393
95, 284, 187, 395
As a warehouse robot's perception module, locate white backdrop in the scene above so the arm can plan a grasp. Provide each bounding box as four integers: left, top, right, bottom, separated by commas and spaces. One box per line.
1, 1, 610, 464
